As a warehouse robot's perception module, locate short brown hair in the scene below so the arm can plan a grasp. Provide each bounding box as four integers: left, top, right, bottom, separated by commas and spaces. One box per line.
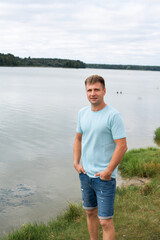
85, 75, 105, 89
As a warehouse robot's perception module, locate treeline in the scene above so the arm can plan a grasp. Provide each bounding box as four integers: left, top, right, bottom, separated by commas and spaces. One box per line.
0, 53, 160, 71
86, 63, 160, 71
0, 53, 86, 68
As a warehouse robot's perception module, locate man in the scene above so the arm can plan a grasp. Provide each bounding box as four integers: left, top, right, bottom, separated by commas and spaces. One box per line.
73, 75, 127, 240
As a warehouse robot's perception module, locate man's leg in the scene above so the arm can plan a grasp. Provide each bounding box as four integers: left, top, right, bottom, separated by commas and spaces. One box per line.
79, 173, 99, 239
94, 178, 116, 240
99, 218, 115, 240
86, 208, 99, 240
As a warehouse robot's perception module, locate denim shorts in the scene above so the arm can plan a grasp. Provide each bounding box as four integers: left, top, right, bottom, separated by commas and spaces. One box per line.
79, 172, 116, 219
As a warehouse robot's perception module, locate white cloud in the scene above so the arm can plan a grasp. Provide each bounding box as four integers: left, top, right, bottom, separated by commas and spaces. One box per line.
0, 0, 160, 65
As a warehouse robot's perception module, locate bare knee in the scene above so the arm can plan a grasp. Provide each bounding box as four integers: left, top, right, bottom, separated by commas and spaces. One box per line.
99, 218, 114, 230
86, 208, 98, 218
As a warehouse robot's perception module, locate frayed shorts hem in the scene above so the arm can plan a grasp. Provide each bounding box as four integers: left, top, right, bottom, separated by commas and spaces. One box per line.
82, 206, 114, 219
98, 215, 113, 220
83, 206, 97, 210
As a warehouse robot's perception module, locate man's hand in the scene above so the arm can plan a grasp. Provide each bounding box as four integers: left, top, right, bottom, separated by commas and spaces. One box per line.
95, 170, 111, 180
74, 163, 86, 174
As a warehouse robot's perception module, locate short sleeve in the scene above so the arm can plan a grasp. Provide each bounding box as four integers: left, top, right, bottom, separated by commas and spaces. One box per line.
76, 112, 83, 133
110, 113, 126, 140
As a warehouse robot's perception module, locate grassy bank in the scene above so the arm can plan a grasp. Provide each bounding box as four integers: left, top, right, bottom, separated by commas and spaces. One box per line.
119, 147, 160, 178
2, 148, 160, 240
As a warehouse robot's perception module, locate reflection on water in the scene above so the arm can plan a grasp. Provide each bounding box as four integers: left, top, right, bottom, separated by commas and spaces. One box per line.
0, 67, 160, 236
0, 184, 35, 213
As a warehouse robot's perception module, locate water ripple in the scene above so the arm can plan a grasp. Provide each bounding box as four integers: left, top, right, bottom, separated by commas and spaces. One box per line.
0, 184, 36, 213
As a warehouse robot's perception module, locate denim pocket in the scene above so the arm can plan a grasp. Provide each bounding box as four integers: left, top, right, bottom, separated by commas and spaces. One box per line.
99, 177, 115, 182
99, 178, 116, 187
79, 172, 83, 177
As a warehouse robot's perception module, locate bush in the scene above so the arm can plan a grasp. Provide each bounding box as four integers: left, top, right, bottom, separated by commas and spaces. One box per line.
154, 127, 160, 140
119, 147, 160, 178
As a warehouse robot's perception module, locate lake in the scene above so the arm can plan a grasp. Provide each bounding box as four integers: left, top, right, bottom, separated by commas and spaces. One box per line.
0, 67, 160, 236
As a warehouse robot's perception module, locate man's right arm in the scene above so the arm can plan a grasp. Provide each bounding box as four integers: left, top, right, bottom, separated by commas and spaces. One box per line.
73, 132, 86, 174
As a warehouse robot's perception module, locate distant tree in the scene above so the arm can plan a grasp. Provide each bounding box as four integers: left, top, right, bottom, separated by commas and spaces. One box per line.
0, 53, 160, 71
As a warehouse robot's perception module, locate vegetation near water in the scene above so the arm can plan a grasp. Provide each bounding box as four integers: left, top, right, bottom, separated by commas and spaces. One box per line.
1, 53, 160, 71
0, 53, 86, 68
154, 127, 160, 141
119, 147, 160, 178
2, 147, 160, 240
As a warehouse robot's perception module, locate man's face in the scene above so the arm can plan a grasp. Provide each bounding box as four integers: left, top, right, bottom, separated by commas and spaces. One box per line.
86, 82, 106, 106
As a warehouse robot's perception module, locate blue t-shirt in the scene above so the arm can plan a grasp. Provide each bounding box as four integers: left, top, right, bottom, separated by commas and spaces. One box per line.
76, 105, 126, 178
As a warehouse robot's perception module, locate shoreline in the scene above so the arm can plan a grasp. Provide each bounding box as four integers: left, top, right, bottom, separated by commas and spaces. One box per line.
1, 147, 160, 239
2, 173, 159, 240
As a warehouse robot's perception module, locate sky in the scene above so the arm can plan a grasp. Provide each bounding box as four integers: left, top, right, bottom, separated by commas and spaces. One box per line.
0, 0, 160, 65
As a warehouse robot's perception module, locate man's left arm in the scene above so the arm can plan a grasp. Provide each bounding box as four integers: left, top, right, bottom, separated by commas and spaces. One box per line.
95, 138, 127, 180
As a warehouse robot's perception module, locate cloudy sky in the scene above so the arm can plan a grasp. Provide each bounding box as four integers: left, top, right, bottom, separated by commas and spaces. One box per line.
0, 0, 160, 65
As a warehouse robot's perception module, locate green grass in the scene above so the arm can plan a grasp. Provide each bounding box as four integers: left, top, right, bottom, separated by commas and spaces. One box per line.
1, 203, 86, 240
2, 177, 160, 240
2, 147, 160, 240
155, 127, 160, 140
119, 147, 160, 178
114, 175, 160, 240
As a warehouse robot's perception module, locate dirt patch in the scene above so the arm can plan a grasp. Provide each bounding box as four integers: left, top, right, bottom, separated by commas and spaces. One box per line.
120, 177, 151, 187
117, 174, 151, 188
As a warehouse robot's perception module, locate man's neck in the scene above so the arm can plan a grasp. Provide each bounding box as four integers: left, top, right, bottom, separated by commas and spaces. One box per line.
91, 102, 107, 112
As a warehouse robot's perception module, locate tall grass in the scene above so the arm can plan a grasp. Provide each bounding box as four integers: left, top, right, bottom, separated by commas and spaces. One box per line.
114, 174, 160, 240
1, 203, 83, 240
119, 147, 160, 177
